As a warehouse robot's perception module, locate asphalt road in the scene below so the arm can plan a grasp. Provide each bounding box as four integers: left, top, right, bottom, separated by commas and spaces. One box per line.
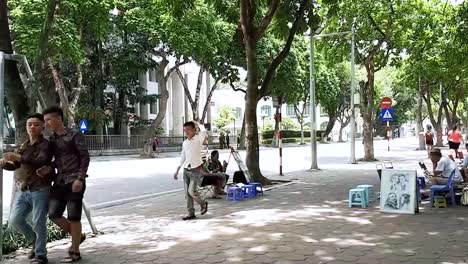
2, 136, 429, 219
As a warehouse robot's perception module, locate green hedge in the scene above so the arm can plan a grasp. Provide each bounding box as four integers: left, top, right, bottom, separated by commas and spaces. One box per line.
262, 130, 325, 139
261, 137, 320, 144
2, 220, 67, 255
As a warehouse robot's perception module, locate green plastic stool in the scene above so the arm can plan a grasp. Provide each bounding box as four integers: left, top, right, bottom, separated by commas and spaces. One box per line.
434, 196, 447, 208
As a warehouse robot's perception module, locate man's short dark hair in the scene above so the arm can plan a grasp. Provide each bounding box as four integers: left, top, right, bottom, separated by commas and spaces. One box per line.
27, 113, 44, 122
466, 143, 468, 149
42, 106, 64, 120
183, 121, 196, 129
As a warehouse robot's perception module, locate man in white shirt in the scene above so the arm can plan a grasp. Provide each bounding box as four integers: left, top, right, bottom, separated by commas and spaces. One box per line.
174, 121, 208, 220
429, 148, 464, 185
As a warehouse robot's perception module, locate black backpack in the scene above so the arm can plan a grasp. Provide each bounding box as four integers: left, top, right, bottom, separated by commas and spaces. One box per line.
233, 170, 248, 184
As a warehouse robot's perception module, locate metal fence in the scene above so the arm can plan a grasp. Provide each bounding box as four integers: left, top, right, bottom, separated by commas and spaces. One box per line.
3, 135, 239, 152
84, 135, 186, 151
84, 135, 239, 151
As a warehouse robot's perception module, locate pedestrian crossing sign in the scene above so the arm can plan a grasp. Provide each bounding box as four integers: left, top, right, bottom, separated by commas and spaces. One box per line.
79, 120, 88, 132
380, 108, 393, 122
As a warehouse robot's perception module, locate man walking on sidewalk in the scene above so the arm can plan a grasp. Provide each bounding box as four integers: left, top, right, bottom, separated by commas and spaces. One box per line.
174, 121, 208, 220
43, 106, 90, 263
2, 113, 53, 264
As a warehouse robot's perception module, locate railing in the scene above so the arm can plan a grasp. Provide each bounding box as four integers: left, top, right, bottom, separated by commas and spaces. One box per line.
84, 135, 186, 151
83, 135, 239, 151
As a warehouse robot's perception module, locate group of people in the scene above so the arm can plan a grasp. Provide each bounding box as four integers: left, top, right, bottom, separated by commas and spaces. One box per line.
3, 106, 89, 263
218, 131, 230, 149
425, 124, 464, 159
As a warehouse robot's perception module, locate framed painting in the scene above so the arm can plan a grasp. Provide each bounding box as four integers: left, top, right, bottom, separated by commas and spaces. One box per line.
380, 169, 418, 214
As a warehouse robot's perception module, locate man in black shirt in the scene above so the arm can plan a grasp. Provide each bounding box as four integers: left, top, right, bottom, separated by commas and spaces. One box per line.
43, 106, 90, 262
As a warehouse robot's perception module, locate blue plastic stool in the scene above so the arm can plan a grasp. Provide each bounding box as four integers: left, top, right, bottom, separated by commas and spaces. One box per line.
249, 182, 264, 196
241, 185, 256, 199
349, 188, 368, 208
356, 185, 374, 203
226, 187, 243, 201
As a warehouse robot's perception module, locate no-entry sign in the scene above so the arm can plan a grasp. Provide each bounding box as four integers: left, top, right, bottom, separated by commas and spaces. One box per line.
381, 97, 392, 109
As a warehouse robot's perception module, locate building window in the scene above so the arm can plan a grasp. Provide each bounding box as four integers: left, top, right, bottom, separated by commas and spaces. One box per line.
148, 69, 156, 82
150, 99, 158, 114
286, 104, 295, 117
260, 105, 271, 117
235, 107, 242, 119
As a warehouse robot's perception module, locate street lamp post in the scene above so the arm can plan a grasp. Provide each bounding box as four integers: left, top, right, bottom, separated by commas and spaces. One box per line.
349, 25, 357, 164
309, 33, 318, 170
309, 25, 357, 170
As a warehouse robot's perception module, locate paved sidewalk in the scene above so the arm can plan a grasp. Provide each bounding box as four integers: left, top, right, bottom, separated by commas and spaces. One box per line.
5, 168, 468, 264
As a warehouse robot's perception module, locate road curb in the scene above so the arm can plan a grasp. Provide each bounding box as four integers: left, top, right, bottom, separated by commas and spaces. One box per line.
89, 189, 183, 210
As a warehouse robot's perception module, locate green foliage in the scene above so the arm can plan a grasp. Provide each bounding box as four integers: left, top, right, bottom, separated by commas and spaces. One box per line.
214, 105, 236, 129
3, 220, 66, 255
281, 117, 298, 130
10, 0, 113, 64
74, 106, 111, 132
262, 129, 326, 139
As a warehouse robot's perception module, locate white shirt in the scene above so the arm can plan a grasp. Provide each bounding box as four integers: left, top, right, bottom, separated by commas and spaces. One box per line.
435, 156, 464, 182
462, 155, 468, 168
179, 124, 206, 169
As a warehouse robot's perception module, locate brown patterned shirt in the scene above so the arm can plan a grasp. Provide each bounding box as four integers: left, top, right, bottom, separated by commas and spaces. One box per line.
4, 136, 53, 191
50, 128, 90, 184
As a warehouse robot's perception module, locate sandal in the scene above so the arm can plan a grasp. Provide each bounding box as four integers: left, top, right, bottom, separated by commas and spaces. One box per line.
60, 251, 81, 263
201, 202, 208, 215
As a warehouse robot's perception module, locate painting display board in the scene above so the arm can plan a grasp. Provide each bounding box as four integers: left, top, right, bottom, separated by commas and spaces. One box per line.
380, 169, 418, 214
231, 149, 252, 183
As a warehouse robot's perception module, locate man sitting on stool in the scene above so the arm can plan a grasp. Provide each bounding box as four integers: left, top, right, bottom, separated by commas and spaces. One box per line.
202, 150, 229, 198
429, 148, 464, 185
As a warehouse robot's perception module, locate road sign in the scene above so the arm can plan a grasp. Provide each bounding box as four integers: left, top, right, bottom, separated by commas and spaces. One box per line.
380, 97, 392, 109
380, 108, 394, 122
79, 120, 88, 133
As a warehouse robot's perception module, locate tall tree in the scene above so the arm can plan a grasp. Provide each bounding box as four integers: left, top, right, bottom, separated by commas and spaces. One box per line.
325, 0, 412, 160
208, 0, 318, 183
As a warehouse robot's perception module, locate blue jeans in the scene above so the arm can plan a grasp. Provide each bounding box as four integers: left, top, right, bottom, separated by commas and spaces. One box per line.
9, 190, 49, 258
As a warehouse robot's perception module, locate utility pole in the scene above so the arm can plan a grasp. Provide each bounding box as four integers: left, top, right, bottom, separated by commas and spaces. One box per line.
309, 34, 318, 170
349, 24, 357, 164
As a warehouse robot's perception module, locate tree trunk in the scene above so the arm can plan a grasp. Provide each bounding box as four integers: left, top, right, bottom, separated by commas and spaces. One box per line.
238, 112, 246, 150
300, 121, 305, 145
416, 78, 425, 150
200, 79, 219, 123
323, 115, 336, 141
243, 38, 270, 184
422, 81, 444, 147
338, 124, 345, 142
361, 58, 376, 161
32, 0, 58, 108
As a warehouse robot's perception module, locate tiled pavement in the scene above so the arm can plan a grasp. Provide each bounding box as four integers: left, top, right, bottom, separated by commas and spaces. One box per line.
4, 168, 468, 264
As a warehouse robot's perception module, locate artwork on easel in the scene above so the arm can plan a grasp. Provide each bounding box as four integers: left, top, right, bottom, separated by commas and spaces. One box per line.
380, 169, 417, 214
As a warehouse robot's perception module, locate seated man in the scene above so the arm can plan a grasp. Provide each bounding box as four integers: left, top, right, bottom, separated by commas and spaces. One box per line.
429, 148, 464, 185
201, 150, 229, 198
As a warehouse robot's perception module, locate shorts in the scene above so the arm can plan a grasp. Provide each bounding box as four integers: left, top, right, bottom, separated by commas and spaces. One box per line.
49, 182, 86, 221
449, 141, 460, 150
